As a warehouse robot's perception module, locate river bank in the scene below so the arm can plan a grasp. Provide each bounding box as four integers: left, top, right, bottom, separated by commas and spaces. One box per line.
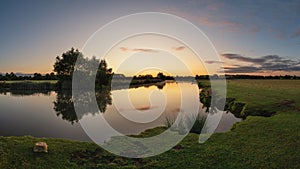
0, 79, 299, 168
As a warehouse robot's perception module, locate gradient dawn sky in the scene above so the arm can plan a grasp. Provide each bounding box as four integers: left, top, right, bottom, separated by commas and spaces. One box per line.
0, 0, 299, 76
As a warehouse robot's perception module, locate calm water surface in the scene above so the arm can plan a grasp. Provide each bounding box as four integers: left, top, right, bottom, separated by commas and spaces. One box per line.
0, 82, 241, 142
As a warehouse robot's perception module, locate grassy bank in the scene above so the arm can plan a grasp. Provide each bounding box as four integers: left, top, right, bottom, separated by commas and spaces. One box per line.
0, 80, 299, 168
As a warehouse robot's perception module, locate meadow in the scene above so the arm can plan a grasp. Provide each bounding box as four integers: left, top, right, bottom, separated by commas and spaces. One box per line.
0, 80, 299, 168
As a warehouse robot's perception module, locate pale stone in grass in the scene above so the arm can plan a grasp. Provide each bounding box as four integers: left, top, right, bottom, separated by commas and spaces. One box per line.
33, 142, 48, 153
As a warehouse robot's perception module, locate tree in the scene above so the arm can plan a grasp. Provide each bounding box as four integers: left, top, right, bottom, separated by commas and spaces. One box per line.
53, 48, 83, 80
96, 59, 113, 88
53, 48, 113, 89
157, 72, 165, 80
5, 72, 17, 80
33, 73, 42, 80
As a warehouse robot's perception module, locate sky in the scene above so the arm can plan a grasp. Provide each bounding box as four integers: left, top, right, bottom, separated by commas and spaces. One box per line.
0, 0, 299, 76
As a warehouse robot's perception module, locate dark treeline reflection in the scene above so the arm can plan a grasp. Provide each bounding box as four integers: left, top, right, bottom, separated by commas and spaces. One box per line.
53, 88, 112, 124
0, 89, 52, 96
0, 82, 55, 96
111, 77, 167, 91
0, 87, 112, 124
199, 86, 247, 118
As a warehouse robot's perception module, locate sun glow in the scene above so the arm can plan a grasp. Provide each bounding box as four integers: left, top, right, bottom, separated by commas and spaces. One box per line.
103, 34, 208, 76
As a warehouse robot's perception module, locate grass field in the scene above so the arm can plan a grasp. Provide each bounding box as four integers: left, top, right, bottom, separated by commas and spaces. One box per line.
0, 80, 58, 91
0, 80, 299, 168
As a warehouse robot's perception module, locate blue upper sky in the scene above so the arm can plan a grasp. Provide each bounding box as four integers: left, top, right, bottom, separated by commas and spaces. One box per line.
0, 0, 299, 75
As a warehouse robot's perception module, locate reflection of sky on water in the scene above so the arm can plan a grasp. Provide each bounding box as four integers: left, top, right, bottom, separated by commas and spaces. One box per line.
0, 82, 240, 142
0, 91, 91, 141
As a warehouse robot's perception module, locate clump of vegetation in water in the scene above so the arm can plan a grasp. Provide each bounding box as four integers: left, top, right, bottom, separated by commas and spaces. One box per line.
188, 114, 206, 134
164, 113, 206, 134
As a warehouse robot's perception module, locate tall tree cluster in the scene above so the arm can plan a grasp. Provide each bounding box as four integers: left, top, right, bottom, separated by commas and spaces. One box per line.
53, 48, 113, 88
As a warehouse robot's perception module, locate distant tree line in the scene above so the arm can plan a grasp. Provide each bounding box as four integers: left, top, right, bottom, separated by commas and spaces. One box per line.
0, 47, 114, 93
224, 74, 300, 79
133, 72, 175, 80
195, 74, 300, 80
2, 72, 299, 81
0, 72, 57, 81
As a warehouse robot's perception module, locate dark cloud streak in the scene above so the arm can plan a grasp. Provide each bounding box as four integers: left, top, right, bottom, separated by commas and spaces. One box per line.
205, 60, 224, 64
222, 66, 261, 73
222, 53, 265, 63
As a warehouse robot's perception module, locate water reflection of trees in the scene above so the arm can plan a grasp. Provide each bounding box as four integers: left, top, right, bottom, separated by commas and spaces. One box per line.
0, 82, 55, 96
199, 86, 248, 119
53, 89, 112, 124
0, 89, 52, 96
111, 79, 167, 90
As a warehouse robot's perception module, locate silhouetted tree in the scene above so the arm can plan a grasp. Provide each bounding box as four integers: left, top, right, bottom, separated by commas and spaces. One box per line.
33, 73, 42, 80
53, 48, 113, 90
5, 72, 17, 80
157, 72, 165, 80
95, 59, 113, 89
53, 48, 83, 80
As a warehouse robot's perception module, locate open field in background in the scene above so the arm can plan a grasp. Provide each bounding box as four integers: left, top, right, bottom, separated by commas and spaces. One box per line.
199, 79, 300, 117
0, 80, 299, 168
0, 80, 58, 92
226, 80, 300, 113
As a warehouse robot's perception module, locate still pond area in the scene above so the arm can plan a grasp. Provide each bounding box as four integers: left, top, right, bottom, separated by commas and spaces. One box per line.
0, 82, 241, 142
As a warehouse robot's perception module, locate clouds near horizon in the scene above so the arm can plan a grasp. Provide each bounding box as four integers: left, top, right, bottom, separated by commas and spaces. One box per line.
220, 53, 300, 73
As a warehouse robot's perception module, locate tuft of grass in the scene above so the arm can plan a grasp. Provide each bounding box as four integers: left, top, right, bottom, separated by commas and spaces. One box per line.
189, 114, 206, 134
164, 113, 207, 134
164, 114, 175, 128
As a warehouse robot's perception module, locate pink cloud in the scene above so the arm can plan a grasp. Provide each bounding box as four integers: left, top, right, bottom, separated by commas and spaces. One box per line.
119, 47, 158, 53
172, 46, 185, 51
119, 47, 128, 51
132, 48, 158, 53
159, 6, 242, 31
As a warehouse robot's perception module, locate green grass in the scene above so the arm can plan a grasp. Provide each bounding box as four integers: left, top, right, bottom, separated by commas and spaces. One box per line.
226, 80, 300, 113
0, 80, 299, 168
0, 136, 97, 169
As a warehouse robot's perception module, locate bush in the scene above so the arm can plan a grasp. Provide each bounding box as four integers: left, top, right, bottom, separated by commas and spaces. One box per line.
164, 113, 207, 134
